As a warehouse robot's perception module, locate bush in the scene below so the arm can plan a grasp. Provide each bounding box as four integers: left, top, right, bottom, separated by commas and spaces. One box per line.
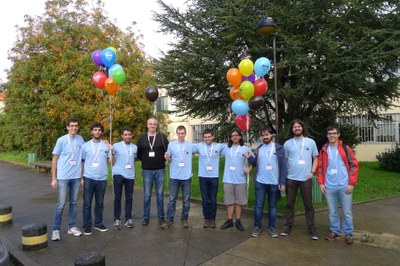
376, 144, 400, 172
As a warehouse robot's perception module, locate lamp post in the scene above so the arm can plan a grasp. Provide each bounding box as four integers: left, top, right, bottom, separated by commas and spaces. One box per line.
256, 17, 279, 142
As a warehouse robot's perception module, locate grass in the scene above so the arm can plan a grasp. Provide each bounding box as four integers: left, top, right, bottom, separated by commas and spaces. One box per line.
1, 151, 399, 214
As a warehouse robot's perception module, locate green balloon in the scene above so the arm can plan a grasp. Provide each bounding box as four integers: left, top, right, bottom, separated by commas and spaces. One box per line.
113, 69, 126, 84
239, 81, 254, 100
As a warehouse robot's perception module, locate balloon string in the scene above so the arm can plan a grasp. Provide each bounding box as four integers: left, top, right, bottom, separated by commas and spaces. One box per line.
109, 94, 113, 176
246, 115, 250, 209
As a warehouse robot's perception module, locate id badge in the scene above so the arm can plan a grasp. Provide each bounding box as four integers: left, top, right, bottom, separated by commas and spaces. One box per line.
298, 159, 306, 165
149, 151, 155, 157
229, 165, 236, 171
266, 164, 273, 171
206, 165, 213, 171
92, 162, 99, 168
125, 164, 132, 169
178, 162, 185, 167
70, 160, 77, 166
330, 168, 338, 174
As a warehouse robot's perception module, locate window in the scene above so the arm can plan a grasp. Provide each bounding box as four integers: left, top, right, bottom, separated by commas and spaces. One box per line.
156, 96, 168, 112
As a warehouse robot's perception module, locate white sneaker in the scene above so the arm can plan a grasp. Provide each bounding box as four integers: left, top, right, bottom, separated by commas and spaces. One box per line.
51, 230, 60, 241
68, 227, 82, 237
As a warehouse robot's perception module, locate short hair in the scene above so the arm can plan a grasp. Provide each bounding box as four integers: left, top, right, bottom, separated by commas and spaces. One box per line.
66, 118, 79, 126
261, 126, 274, 135
228, 128, 244, 148
203, 128, 213, 136
121, 126, 133, 135
90, 122, 104, 132
147, 118, 158, 125
326, 125, 340, 134
176, 125, 186, 133
288, 119, 308, 138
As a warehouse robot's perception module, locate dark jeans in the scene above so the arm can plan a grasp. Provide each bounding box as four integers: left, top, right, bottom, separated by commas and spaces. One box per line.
253, 181, 278, 229
113, 175, 134, 220
83, 177, 107, 228
199, 177, 219, 220
142, 169, 165, 220
167, 178, 191, 221
285, 179, 315, 230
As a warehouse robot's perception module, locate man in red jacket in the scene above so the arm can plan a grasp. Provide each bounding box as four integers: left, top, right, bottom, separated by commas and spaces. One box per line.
317, 125, 359, 244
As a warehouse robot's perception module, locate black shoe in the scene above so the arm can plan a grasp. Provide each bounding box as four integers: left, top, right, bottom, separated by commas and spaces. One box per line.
83, 227, 92, 236
280, 226, 291, 236
310, 228, 319, 240
94, 224, 108, 232
220, 219, 234, 230
158, 218, 166, 225
235, 220, 244, 231
142, 219, 149, 226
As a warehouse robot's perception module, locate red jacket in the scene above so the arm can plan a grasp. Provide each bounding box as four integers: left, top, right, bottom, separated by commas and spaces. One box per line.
317, 140, 359, 186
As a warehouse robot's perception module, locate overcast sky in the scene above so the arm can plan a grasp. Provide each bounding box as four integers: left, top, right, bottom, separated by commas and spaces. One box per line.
0, 0, 187, 81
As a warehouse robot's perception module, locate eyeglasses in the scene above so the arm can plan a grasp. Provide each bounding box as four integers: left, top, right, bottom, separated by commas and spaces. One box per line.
231, 134, 240, 137
327, 132, 338, 135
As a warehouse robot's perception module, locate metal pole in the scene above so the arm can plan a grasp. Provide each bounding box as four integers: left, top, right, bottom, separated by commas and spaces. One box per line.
273, 34, 278, 143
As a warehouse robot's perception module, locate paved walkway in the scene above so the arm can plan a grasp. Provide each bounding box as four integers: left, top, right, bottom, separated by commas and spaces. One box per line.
0, 161, 399, 265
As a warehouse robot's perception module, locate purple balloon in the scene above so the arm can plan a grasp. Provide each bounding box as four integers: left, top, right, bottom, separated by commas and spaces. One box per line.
242, 72, 255, 83
92, 50, 103, 66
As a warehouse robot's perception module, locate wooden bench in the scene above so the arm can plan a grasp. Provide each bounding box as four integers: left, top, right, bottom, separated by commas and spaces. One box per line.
33, 162, 52, 174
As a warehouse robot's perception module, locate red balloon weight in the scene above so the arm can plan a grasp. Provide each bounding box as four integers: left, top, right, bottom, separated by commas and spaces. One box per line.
254, 78, 268, 96
92, 71, 107, 89
235, 114, 252, 132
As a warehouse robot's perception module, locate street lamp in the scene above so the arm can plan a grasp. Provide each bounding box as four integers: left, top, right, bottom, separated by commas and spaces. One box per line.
256, 17, 279, 142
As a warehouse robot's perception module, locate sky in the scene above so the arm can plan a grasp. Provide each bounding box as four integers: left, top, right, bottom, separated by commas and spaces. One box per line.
0, 0, 187, 81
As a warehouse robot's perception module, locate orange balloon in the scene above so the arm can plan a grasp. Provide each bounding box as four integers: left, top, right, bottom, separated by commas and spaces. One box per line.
226, 68, 242, 87
229, 86, 244, 100
104, 77, 119, 95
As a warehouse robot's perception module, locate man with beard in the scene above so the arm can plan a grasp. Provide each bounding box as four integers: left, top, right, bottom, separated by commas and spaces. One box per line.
280, 119, 319, 240
248, 127, 287, 238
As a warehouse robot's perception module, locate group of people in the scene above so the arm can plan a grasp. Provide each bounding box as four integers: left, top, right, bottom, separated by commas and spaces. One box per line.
50, 117, 359, 245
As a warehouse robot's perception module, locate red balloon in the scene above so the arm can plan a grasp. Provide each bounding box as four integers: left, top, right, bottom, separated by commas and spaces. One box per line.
254, 78, 268, 96
92, 71, 107, 89
235, 114, 252, 132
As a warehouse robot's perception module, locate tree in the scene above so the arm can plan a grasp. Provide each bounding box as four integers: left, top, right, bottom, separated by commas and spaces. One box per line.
0, 0, 158, 158
154, 0, 400, 144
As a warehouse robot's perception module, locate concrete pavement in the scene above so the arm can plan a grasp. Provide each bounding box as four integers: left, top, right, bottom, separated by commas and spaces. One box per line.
0, 161, 399, 265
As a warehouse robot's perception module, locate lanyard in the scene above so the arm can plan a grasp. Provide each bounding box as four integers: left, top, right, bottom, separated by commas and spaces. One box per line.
148, 134, 156, 151
205, 143, 214, 163
293, 137, 305, 159
328, 145, 339, 168
68, 136, 77, 158
91, 140, 102, 162
230, 145, 240, 165
177, 141, 187, 161
124, 143, 132, 163
264, 143, 275, 164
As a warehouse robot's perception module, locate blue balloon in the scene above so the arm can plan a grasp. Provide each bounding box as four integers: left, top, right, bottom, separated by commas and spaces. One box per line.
254, 57, 271, 77
108, 64, 123, 77
231, 99, 249, 115
101, 48, 117, 68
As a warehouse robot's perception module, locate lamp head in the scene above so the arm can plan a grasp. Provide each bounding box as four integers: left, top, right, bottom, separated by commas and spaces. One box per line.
256, 17, 277, 36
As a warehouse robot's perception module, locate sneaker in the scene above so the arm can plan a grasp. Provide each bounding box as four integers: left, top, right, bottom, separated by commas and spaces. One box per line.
209, 220, 216, 228
114, 219, 122, 230
161, 219, 173, 229
142, 219, 149, 226
220, 219, 234, 230
325, 232, 340, 241
51, 230, 60, 241
251, 227, 261, 238
345, 234, 353, 244
235, 220, 244, 231
268, 228, 278, 238
182, 219, 189, 228
310, 229, 319, 240
280, 226, 291, 236
203, 220, 210, 228
125, 219, 134, 228
83, 227, 92, 236
158, 218, 166, 225
94, 224, 108, 232
68, 227, 82, 237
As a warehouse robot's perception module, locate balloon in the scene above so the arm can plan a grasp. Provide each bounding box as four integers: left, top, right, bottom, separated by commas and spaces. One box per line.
229, 86, 244, 101
238, 58, 254, 77
104, 77, 119, 95
239, 81, 254, 100
242, 72, 255, 83
235, 114, 252, 132
108, 46, 117, 55
253, 78, 268, 96
249, 96, 265, 110
254, 57, 271, 77
112, 69, 126, 84
108, 64, 123, 77
231, 99, 249, 115
226, 68, 242, 87
101, 48, 117, 68
145, 86, 159, 102
91, 50, 103, 66
92, 71, 107, 89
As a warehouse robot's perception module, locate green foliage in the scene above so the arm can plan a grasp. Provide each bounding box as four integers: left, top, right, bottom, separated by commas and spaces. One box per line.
0, 0, 159, 159
376, 144, 400, 172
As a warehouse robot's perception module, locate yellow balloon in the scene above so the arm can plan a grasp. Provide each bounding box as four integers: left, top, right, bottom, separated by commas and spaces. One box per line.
108, 46, 117, 59
238, 59, 254, 77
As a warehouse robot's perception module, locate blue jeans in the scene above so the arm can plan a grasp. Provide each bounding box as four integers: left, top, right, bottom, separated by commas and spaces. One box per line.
83, 177, 107, 228
142, 169, 165, 220
113, 175, 134, 220
167, 178, 191, 221
325, 187, 353, 235
199, 177, 218, 220
253, 181, 278, 229
52, 178, 80, 230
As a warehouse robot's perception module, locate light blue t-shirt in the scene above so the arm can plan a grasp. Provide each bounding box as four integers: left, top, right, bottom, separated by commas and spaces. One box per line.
193, 143, 225, 178
325, 145, 349, 189
82, 140, 110, 180
167, 140, 193, 180
52, 134, 84, 180
221, 144, 250, 184
255, 143, 279, 185
112, 141, 138, 179
284, 137, 318, 181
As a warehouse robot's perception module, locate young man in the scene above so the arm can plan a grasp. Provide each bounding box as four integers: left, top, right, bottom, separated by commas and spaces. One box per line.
51, 118, 85, 241
111, 126, 138, 230
220, 128, 251, 231
317, 125, 359, 244
81, 122, 112, 236
248, 126, 287, 238
193, 129, 225, 228
136, 118, 169, 228
163, 125, 193, 229
281, 119, 319, 240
